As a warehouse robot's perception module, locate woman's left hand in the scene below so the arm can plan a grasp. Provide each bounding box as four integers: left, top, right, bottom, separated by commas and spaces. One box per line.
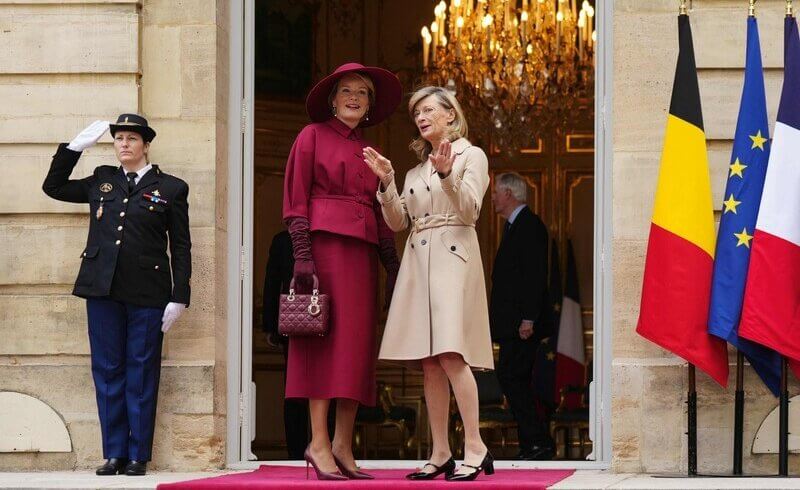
431, 139, 456, 177
161, 302, 186, 333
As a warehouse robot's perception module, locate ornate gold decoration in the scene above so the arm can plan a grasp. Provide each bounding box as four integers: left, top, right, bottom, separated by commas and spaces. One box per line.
420, 0, 595, 154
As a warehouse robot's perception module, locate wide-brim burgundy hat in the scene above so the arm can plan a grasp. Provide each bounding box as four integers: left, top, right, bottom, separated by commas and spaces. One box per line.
305, 62, 402, 127
109, 113, 156, 142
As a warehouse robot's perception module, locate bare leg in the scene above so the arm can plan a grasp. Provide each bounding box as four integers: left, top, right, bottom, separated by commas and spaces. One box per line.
419, 356, 453, 473
331, 398, 359, 471
438, 353, 488, 473
307, 398, 337, 472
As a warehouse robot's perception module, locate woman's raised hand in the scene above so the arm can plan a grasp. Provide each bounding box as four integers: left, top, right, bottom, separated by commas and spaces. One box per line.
363, 147, 394, 183
67, 120, 110, 152
430, 139, 456, 177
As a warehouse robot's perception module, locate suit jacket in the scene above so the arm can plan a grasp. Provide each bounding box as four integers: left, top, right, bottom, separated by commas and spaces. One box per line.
42, 143, 192, 309
282, 118, 393, 245
262, 230, 294, 335
490, 206, 553, 342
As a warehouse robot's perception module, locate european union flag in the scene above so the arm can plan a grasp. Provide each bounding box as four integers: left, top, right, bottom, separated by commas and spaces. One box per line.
708, 17, 781, 396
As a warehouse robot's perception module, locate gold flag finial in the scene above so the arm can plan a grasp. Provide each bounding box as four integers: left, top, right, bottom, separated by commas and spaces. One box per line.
749, 0, 756, 17
788, 0, 794, 17
680, 0, 688, 15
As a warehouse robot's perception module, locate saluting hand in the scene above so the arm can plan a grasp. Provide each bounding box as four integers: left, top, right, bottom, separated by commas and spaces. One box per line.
161, 302, 186, 333
362, 147, 394, 184
430, 139, 456, 177
67, 120, 110, 152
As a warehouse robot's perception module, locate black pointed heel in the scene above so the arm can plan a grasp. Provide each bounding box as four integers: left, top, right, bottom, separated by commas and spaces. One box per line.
445, 451, 494, 482
406, 457, 456, 480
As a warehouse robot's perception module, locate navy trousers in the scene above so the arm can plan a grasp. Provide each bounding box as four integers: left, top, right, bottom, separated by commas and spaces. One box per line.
86, 297, 164, 462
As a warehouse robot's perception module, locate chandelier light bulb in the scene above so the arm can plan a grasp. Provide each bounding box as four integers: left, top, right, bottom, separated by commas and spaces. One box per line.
441, 36, 448, 46
521, 11, 529, 22
431, 21, 439, 33
556, 11, 564, 22
483, 14, 493, 28
526, 43, 533, 54
457, 16, 465, 28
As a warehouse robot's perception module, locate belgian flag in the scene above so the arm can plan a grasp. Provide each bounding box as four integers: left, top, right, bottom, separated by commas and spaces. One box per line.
636, 13, 729, 386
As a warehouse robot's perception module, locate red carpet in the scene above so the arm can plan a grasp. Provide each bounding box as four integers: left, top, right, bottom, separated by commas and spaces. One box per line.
157, 465, 574, 489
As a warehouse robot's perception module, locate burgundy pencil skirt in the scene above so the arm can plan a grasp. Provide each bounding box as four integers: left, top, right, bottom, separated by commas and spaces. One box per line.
284, 231, 379, 406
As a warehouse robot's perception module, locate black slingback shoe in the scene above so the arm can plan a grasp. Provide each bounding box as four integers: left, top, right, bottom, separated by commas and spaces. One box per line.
406, 457, 456, 480
445, 451, 494, 482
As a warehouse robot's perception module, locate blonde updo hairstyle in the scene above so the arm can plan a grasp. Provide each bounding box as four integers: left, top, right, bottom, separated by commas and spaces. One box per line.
408, 86, 468, 162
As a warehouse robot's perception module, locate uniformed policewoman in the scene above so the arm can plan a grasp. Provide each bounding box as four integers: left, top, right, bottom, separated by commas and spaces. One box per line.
42, 114, 191, 477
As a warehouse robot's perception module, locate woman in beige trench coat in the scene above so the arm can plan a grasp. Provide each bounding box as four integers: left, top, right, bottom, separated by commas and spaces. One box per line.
363, 86, 494, 482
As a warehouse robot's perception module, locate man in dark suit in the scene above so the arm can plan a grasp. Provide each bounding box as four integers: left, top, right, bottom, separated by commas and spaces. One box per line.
262, 230, 309, 459
489, 172, 555, 460
42, 115, 191, 476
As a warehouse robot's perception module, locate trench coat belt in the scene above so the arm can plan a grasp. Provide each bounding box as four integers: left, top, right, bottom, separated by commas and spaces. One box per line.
411, 213, 474, 234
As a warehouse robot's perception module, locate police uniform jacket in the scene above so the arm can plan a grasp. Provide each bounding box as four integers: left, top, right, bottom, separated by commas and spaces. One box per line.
42, 144, 191, 309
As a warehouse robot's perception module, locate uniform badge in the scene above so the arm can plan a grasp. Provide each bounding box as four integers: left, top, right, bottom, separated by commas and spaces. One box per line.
153, 190, 161, 197
96, 206, 103, 220
99, 183, 113, 193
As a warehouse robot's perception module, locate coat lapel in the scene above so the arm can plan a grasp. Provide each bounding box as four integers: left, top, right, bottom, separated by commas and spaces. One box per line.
131, 165, 161, 196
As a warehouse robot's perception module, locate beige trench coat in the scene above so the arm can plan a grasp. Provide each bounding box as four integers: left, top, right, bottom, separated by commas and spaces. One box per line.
376, 137, 494, 370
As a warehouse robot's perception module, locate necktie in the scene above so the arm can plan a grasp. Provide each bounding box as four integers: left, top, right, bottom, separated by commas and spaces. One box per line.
126, 172, 137, 192
502, 221, 511, 239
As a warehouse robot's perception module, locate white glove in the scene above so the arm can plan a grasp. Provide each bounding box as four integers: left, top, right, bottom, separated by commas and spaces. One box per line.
161, 302, 186, 333
67, 120, 110, 152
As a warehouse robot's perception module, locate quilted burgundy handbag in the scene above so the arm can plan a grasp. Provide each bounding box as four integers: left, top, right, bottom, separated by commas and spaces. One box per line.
279, 275, 330, 337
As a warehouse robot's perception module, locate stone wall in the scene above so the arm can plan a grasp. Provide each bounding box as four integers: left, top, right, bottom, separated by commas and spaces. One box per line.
0, 0, 226, 470
612, 0, 799, 473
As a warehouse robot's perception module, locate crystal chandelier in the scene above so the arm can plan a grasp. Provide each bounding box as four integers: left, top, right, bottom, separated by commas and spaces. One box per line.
420, 0, 595, 153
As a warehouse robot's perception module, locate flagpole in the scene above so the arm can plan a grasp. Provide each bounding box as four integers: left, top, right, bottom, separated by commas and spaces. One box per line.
779, 358, 789, 476
731, 352, 746, 474
687, 364, 697, 476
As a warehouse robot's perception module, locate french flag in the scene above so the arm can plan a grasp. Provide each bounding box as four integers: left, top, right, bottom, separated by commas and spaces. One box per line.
738, 17, 800, 370
554, 241, 584, 408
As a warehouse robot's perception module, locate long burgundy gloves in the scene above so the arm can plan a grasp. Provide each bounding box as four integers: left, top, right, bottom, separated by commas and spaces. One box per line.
289, 217, 399, 306
286, 217, 316, 293
378, 238, 400, 310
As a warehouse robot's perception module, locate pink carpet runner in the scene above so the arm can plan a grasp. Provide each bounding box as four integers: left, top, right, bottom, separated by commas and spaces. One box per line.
157, 465, 574, 489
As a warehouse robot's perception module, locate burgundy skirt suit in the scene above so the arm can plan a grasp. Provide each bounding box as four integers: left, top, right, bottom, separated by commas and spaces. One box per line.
282, 63, 401, 406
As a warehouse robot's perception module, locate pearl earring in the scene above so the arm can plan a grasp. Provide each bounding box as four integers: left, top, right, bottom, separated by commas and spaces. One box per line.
332, 106, 337, 115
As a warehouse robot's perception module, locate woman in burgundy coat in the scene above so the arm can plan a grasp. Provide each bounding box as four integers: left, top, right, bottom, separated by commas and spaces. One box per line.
282, 63, 401, 480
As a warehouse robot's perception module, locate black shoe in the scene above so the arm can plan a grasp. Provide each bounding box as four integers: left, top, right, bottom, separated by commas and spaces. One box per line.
528, 445, 555, 460
445, 451, 494, 482
96, 458, 127, 475
124, 460, 147, 476
406, 457, 456, 480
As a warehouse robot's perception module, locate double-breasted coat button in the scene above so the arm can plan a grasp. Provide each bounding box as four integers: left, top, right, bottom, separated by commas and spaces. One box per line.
117, 226, 123, 231
149, 206, 155, 211
119, 211, 125, 217
115, 240, 121, 245
154, 265, 160, 270
82, 252, 87, 257
410, 188, 414, 194
123, 198, 129, 203
425, 213, 430, 217
451, 246, 456, 251
411, 244, 415, 248
421, 239, 427, 245
427, 186, 430, 191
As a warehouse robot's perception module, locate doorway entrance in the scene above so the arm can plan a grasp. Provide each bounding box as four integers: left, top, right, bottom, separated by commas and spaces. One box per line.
226, 0, 613, 469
